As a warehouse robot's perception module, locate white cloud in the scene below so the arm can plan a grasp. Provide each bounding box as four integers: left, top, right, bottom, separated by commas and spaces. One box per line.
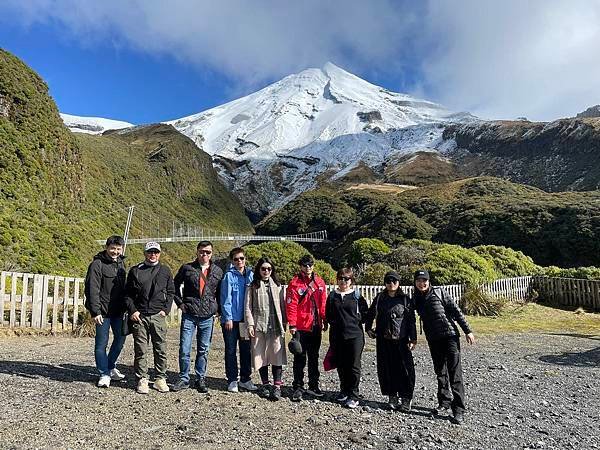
420, 0, 600, 120
1, 0, 415, 87
3, 0, 600, 120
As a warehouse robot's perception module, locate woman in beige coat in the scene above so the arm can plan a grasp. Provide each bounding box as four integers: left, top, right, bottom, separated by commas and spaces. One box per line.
244, 256, 287, 400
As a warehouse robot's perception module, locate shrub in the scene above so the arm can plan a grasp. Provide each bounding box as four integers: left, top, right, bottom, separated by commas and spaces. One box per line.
349, 238, 390, 266
424, 244, 496, 285
472, 245, 540, 277
460, 285, 505, 316
243, 241, 335, 284
358, 262, 393, 285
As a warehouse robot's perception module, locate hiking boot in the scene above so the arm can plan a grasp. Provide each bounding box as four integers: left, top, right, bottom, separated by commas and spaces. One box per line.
400, 398, 412, 412
451, 411, 464, 425
171, 379, 190, 392
259, 384, 272, 398
433, 404, 451, 416
154, 378, 169, 393
306, 387, 324, 398
388, 395, 399, 410
291, 388, 303, 402
195, 378, 208, 394
270, 386, 282, 401
336, 393, 348, 403
136, 378, 149, 394
345, 398, 360, 409
238, 380, 258, 392
110, 368, 126, 381
97, 375, 111, 388
227, 381, 239, 393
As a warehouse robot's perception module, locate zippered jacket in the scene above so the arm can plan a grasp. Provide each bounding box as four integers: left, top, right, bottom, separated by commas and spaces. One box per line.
286, 272, 327, 332
124, 262, 175, 316
413, 287, 471, 341
174, 260, 224, 318
84, 252, 126, 318
219, 264, 253, 323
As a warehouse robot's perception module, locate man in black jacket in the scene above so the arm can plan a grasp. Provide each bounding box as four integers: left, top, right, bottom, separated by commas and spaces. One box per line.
84, 235, 127, 388
124, 241, 175, 394
171, 240, 224, 393
413, 270, 475, 425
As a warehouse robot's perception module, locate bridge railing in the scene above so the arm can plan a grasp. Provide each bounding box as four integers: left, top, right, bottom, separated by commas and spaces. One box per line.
1, 271, 540, 330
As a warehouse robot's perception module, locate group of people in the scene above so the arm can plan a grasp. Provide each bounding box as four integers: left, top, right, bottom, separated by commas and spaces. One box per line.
84, 235, 475, 425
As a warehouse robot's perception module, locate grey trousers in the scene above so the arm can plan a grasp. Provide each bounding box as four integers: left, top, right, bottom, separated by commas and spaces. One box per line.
132, 313, 168, 380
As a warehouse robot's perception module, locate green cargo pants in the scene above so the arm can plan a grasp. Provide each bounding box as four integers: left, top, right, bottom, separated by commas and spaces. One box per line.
132, 312, 168, 380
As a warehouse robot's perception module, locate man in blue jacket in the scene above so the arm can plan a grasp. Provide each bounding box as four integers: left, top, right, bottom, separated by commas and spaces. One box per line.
219, 247, 257, 393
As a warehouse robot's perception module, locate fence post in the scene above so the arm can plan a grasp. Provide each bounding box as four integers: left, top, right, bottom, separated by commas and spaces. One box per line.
0, 272, 6, 327
20, 274, 30, 327
52, 277, 60, 332
63, 278, 71, 330
73, 280, 81, 330
9, 274, 18, 327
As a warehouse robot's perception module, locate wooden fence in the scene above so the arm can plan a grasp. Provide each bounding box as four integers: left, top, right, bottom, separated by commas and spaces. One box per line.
1, 271, 542, 331
532, 276, 600, 311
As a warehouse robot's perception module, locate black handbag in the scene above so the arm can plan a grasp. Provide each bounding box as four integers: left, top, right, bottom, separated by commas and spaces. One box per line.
121, 311, 133, 336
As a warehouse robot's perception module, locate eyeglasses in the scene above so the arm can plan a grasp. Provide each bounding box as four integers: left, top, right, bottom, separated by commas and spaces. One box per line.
233, 256, 245, 261
145, 250, 160, 254
260, 266, 272, 272
301, 263, 313, 268
198, 250, 212, 255
384, 278, 399, 284
337, 276, 351, 282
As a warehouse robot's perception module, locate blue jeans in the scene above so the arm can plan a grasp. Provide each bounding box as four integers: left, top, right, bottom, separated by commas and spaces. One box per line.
179, 313, 214, 383
222, 322, 252, 383
95, 316, 126, 376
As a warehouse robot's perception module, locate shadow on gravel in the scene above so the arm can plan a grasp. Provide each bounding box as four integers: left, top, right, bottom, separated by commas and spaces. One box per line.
537, 346, 600, 368
0, 360, 100, 383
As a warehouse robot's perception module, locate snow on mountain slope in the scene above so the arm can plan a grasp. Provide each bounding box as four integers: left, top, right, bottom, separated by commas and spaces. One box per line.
61, 113, 133, 134
167, 62, 476, 218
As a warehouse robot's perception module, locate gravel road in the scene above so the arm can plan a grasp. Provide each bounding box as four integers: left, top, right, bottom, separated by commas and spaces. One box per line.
0, 329, 598, 449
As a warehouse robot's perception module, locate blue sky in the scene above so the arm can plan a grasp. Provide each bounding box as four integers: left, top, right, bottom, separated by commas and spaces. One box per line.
2, 1, 600, 124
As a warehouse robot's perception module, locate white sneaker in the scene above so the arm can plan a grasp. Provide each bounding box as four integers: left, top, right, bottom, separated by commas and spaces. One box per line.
227, 381, 239, 393
238, 380, 258, 392
137, 378, 149, 394
345, 398, 360, 409
110, 368, 125, 381
97, 375, 111, 388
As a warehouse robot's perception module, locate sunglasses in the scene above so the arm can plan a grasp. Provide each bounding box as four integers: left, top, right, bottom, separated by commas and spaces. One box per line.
260, 266, 272, 272
145, 249, 160, 254
301, 263, 314, 268
337, 276, 351, 282
384, 278, 399, 284
198, 250, 212, 255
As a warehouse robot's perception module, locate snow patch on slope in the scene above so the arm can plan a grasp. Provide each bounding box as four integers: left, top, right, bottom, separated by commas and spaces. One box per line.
61, 113, 134, 134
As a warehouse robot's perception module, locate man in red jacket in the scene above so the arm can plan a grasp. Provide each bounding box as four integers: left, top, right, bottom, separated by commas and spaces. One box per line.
286, 255, 327, 401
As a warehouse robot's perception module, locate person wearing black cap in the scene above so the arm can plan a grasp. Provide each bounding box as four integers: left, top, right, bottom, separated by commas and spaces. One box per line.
412, 269, 475, 425
286, 254, 327, 402
364, 271, 416, 412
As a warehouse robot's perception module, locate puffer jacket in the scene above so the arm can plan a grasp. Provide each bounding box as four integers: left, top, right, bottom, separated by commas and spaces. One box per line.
413, 286, 472, 341
364, 290, 417, 341
219, 264, 253, 323
84, 252, 126, 318
174, 261, 224, 318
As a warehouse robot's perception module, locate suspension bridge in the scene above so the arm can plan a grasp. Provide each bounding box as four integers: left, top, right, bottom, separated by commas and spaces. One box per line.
94, 206, 328, 247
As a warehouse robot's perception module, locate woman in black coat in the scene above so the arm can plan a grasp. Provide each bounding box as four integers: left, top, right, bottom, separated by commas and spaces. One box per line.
365, 271, 417, 412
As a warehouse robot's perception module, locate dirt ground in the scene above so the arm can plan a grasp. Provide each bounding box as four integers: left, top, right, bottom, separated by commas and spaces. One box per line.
0, 328, 599, 449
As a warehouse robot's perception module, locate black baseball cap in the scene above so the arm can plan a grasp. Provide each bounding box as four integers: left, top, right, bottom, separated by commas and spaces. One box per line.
414, 270, 430, 281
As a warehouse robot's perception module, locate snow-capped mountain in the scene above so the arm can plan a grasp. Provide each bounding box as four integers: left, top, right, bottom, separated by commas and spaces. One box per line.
167, 62, 476, 218
61, 113, 133, 134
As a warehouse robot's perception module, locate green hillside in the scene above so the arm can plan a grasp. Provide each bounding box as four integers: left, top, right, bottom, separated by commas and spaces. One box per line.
0, 49, 253, 275
258, 177, 600, 267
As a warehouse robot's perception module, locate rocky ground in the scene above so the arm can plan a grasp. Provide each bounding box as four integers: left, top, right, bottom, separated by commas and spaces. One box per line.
0, 329, 598, 450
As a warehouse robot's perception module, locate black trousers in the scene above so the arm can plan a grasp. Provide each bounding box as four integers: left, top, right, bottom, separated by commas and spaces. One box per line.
292, 329, 322, 390
333, 335, 364, 401
427, 336, 466, 413
376, 337, 415, 399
